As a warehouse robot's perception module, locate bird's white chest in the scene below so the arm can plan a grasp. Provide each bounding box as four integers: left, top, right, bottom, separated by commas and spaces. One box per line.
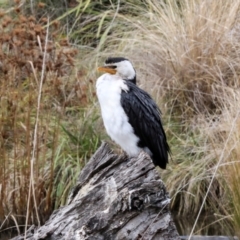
96, 74, 140, 156
96, 74, 128, 130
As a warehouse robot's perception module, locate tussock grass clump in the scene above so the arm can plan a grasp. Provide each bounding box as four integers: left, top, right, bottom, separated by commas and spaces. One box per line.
115, 0, 240, 115
165, 88, 240, 226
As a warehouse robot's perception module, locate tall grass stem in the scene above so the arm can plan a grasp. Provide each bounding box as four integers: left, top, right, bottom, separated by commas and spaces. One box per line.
24, 17, 50, 239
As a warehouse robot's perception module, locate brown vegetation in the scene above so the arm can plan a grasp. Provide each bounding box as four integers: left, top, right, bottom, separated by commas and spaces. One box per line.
0, 3, 99, 237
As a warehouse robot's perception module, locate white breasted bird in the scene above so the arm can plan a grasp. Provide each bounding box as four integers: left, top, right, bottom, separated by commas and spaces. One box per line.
96, 57, 170, 169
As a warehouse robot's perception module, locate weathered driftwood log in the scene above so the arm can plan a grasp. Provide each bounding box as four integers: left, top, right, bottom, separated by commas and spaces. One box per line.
12, 142, 180, 240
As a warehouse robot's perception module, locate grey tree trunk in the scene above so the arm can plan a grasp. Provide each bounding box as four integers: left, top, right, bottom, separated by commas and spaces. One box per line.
12, 142, 180, 240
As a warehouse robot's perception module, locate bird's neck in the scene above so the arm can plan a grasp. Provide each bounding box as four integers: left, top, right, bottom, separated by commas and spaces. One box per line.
122, 75, 136, 84
131, 75, 136, 84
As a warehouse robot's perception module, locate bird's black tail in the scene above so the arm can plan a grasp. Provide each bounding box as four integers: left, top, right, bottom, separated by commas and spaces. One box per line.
152, 142, 170, 169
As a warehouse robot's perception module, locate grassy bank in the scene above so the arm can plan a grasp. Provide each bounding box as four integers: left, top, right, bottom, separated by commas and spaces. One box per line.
1, 0, 240, 237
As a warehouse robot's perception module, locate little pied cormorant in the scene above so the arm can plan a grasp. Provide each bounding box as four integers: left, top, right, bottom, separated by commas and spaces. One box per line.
96, 57, 170, 169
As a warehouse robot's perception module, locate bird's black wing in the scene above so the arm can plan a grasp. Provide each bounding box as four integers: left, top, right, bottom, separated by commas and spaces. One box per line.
121, 81, 170, 169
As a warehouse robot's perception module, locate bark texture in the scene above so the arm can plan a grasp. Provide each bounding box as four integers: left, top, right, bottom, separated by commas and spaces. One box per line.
12, 142, 180, 240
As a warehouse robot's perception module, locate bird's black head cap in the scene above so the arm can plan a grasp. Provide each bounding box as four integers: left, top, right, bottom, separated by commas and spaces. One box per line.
105, 57, 129, 65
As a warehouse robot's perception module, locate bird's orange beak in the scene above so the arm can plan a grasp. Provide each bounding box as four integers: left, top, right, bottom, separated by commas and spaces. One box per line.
97, 66, 117, 75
